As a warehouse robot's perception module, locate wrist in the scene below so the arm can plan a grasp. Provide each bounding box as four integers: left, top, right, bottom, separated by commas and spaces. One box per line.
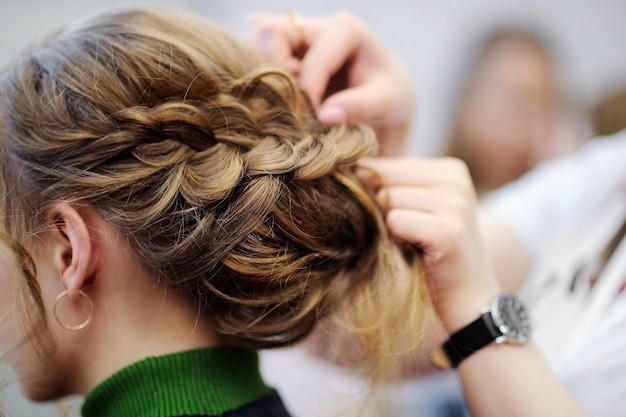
432, 292, 532, 369
437, 286, 501, 334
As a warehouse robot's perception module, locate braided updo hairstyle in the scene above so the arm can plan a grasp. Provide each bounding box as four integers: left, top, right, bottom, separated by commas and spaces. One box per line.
0, 9, 426, 382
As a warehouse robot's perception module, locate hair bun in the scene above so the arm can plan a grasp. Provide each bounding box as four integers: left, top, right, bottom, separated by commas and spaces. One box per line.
0, 9, 426, 383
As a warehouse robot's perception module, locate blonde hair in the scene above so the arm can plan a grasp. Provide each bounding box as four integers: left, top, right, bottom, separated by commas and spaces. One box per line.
0, 9, 426, 383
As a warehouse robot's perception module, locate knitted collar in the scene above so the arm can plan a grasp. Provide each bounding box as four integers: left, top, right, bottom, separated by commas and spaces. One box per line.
82, 347, 270, 417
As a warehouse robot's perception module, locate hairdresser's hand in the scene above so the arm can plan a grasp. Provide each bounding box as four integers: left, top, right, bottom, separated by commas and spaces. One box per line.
249, 12, 415, 156
360, 157, 501, 332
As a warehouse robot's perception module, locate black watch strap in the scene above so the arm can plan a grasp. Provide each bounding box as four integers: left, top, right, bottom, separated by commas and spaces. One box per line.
442, 311, 501, 368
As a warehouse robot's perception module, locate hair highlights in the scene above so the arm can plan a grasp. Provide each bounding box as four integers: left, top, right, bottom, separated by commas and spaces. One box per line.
0, 9, 427, 384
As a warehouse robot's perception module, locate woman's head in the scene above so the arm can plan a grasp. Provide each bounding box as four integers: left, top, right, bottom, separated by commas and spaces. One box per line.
448, 29, 557, 193
0, 9, 424, 399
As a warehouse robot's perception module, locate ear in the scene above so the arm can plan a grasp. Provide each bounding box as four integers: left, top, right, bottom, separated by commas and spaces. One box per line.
47, 203, 94, 302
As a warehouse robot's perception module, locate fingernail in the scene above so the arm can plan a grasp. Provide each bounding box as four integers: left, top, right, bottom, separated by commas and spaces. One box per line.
317, 105, 346, 125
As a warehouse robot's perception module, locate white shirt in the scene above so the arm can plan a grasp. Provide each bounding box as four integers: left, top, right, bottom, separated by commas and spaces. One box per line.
261, 132, 626, 417
485, 130, 626, 416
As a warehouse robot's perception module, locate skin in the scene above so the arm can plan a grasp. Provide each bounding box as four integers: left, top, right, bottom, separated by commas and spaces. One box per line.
250, 12, 415, 156
454, 37, 556, 194
250, 12, 586, 416
249, 10, 533, 321
0, 13, 564, 414
359, 156, 500, 331
1, 204, 218, 401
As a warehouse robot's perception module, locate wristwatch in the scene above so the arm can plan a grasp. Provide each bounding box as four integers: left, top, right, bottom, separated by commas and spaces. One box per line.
431, 294, 532, 369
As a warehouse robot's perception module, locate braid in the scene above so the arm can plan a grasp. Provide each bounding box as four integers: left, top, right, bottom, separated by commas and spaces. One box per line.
0, 8, 427, 381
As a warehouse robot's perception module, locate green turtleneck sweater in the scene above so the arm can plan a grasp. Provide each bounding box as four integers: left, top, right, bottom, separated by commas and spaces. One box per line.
82, 347, 274, 417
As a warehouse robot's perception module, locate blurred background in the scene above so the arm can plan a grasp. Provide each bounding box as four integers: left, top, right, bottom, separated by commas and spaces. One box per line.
1, 0, 625, 416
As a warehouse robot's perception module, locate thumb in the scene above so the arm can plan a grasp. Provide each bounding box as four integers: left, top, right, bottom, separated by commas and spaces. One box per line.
316, 83, 388, 127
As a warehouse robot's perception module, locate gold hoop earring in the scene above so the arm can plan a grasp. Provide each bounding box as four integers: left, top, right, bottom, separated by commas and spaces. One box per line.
53, 290, 93, 331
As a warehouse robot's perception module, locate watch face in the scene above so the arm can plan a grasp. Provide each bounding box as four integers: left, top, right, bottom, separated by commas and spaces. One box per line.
491, 295, 532, 344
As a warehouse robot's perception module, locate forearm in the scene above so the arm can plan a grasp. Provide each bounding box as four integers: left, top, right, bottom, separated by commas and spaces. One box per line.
479, 210, 532, 293
459, 342, 587, 417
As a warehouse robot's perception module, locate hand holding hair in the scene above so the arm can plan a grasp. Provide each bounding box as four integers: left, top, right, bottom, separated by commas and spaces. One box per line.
360, 156, 588, 417
359, 157, 501, 331
249, 12, 415, 156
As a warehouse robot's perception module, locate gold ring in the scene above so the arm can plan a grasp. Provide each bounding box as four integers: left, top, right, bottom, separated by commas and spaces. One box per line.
286, 10, 306, 38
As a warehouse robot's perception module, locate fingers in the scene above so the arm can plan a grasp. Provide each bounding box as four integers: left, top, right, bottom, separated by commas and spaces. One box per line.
251, 12, 375, 111
317, 80, 388, 126
359, 157, 474, 190
248, 13, 304, 74
358, 156, 495, 330
385, 208, 451, 255
248, 12, 414, 154
299, 13, 370, 106
249, 12, 338, 99
376, 186, 468, 216
358, 157, 478, 255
